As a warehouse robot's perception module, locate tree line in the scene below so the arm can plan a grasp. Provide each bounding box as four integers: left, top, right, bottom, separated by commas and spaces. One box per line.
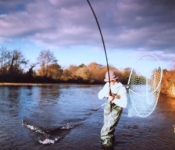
1, 47, 173, 97
0, 47, 130, 84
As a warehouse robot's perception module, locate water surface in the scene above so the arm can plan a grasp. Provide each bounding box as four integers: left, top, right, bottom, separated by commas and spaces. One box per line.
0, 84, 174, 150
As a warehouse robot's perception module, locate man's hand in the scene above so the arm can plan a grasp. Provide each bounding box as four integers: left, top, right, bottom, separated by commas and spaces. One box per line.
107, 94, 120, 102
114, 94, 120, 99
108, 95, 115, 101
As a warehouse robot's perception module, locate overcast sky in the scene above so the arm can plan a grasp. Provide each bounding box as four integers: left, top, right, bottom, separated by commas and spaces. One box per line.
0, 0, 175, 70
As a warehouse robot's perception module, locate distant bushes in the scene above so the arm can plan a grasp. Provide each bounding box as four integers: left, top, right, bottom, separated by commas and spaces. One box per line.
161, 69, 175, 97
58, 62, 130, 84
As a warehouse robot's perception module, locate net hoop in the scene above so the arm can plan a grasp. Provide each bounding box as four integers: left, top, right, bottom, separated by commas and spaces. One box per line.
127, 54, 163, 97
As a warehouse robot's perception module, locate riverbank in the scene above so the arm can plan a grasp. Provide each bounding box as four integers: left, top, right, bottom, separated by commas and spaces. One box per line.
0, 82, 103, 86
0, 82, 55, 86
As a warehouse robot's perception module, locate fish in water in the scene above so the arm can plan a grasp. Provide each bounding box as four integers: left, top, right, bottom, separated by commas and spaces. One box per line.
22, 119, 75, 145
38, 138, 58, 144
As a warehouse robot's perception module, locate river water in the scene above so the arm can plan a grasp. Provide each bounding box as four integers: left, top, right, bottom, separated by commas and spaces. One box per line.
0, 84, 174, 150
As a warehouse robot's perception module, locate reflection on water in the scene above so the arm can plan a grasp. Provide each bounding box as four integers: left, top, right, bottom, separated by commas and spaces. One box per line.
0, 84, 174, 150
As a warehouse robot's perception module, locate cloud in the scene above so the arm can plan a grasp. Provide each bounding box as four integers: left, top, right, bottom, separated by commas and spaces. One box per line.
0, 0, 175, 55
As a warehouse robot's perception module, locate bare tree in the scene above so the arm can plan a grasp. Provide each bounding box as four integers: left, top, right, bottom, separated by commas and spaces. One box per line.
0, 47, 11, 74
0, 48, 27, 75
37, 50, 61, 78
9, 50, 28, 74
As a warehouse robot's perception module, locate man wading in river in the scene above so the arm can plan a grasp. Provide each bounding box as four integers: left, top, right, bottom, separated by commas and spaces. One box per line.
98, 70, 127, 150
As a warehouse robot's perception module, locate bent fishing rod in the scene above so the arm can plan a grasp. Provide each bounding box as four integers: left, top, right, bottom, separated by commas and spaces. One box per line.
87, 0, 112, 96
86, 0, 113, 111
86, 0, 111, 88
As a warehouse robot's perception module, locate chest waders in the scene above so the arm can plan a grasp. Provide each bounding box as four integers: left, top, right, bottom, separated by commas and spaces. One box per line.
100, 86, 123, 147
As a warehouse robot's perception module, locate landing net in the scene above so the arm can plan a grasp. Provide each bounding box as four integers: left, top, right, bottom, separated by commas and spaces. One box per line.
127, 55, 162, 117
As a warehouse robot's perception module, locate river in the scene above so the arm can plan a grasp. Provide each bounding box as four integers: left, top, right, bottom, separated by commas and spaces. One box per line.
0, 84, 174, 150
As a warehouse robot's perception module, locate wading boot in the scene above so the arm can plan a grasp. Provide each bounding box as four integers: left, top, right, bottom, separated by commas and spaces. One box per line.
101, 138, 114, 150
101, 145, 114, 150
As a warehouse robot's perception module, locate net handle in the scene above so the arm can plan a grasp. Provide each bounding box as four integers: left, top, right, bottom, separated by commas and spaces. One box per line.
127, 54, 163, 97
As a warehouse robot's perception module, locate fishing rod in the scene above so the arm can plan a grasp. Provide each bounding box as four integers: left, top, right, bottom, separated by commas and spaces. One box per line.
86, 0, 111, 89
86, 0, 112, 110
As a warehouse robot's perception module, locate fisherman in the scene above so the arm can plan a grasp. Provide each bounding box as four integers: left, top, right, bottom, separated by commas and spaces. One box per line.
98, 70, 127, 150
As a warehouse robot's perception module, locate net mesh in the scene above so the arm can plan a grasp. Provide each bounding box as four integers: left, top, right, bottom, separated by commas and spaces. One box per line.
128, 55, 162, 117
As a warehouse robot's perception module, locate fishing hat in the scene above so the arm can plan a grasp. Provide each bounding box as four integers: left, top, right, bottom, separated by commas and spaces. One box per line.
104, 70, 118, 82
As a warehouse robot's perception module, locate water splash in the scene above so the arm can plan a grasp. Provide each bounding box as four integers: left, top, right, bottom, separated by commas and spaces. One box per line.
22, 119, 50, 138
22, 119, 75, 145
38, 137, 59, 145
